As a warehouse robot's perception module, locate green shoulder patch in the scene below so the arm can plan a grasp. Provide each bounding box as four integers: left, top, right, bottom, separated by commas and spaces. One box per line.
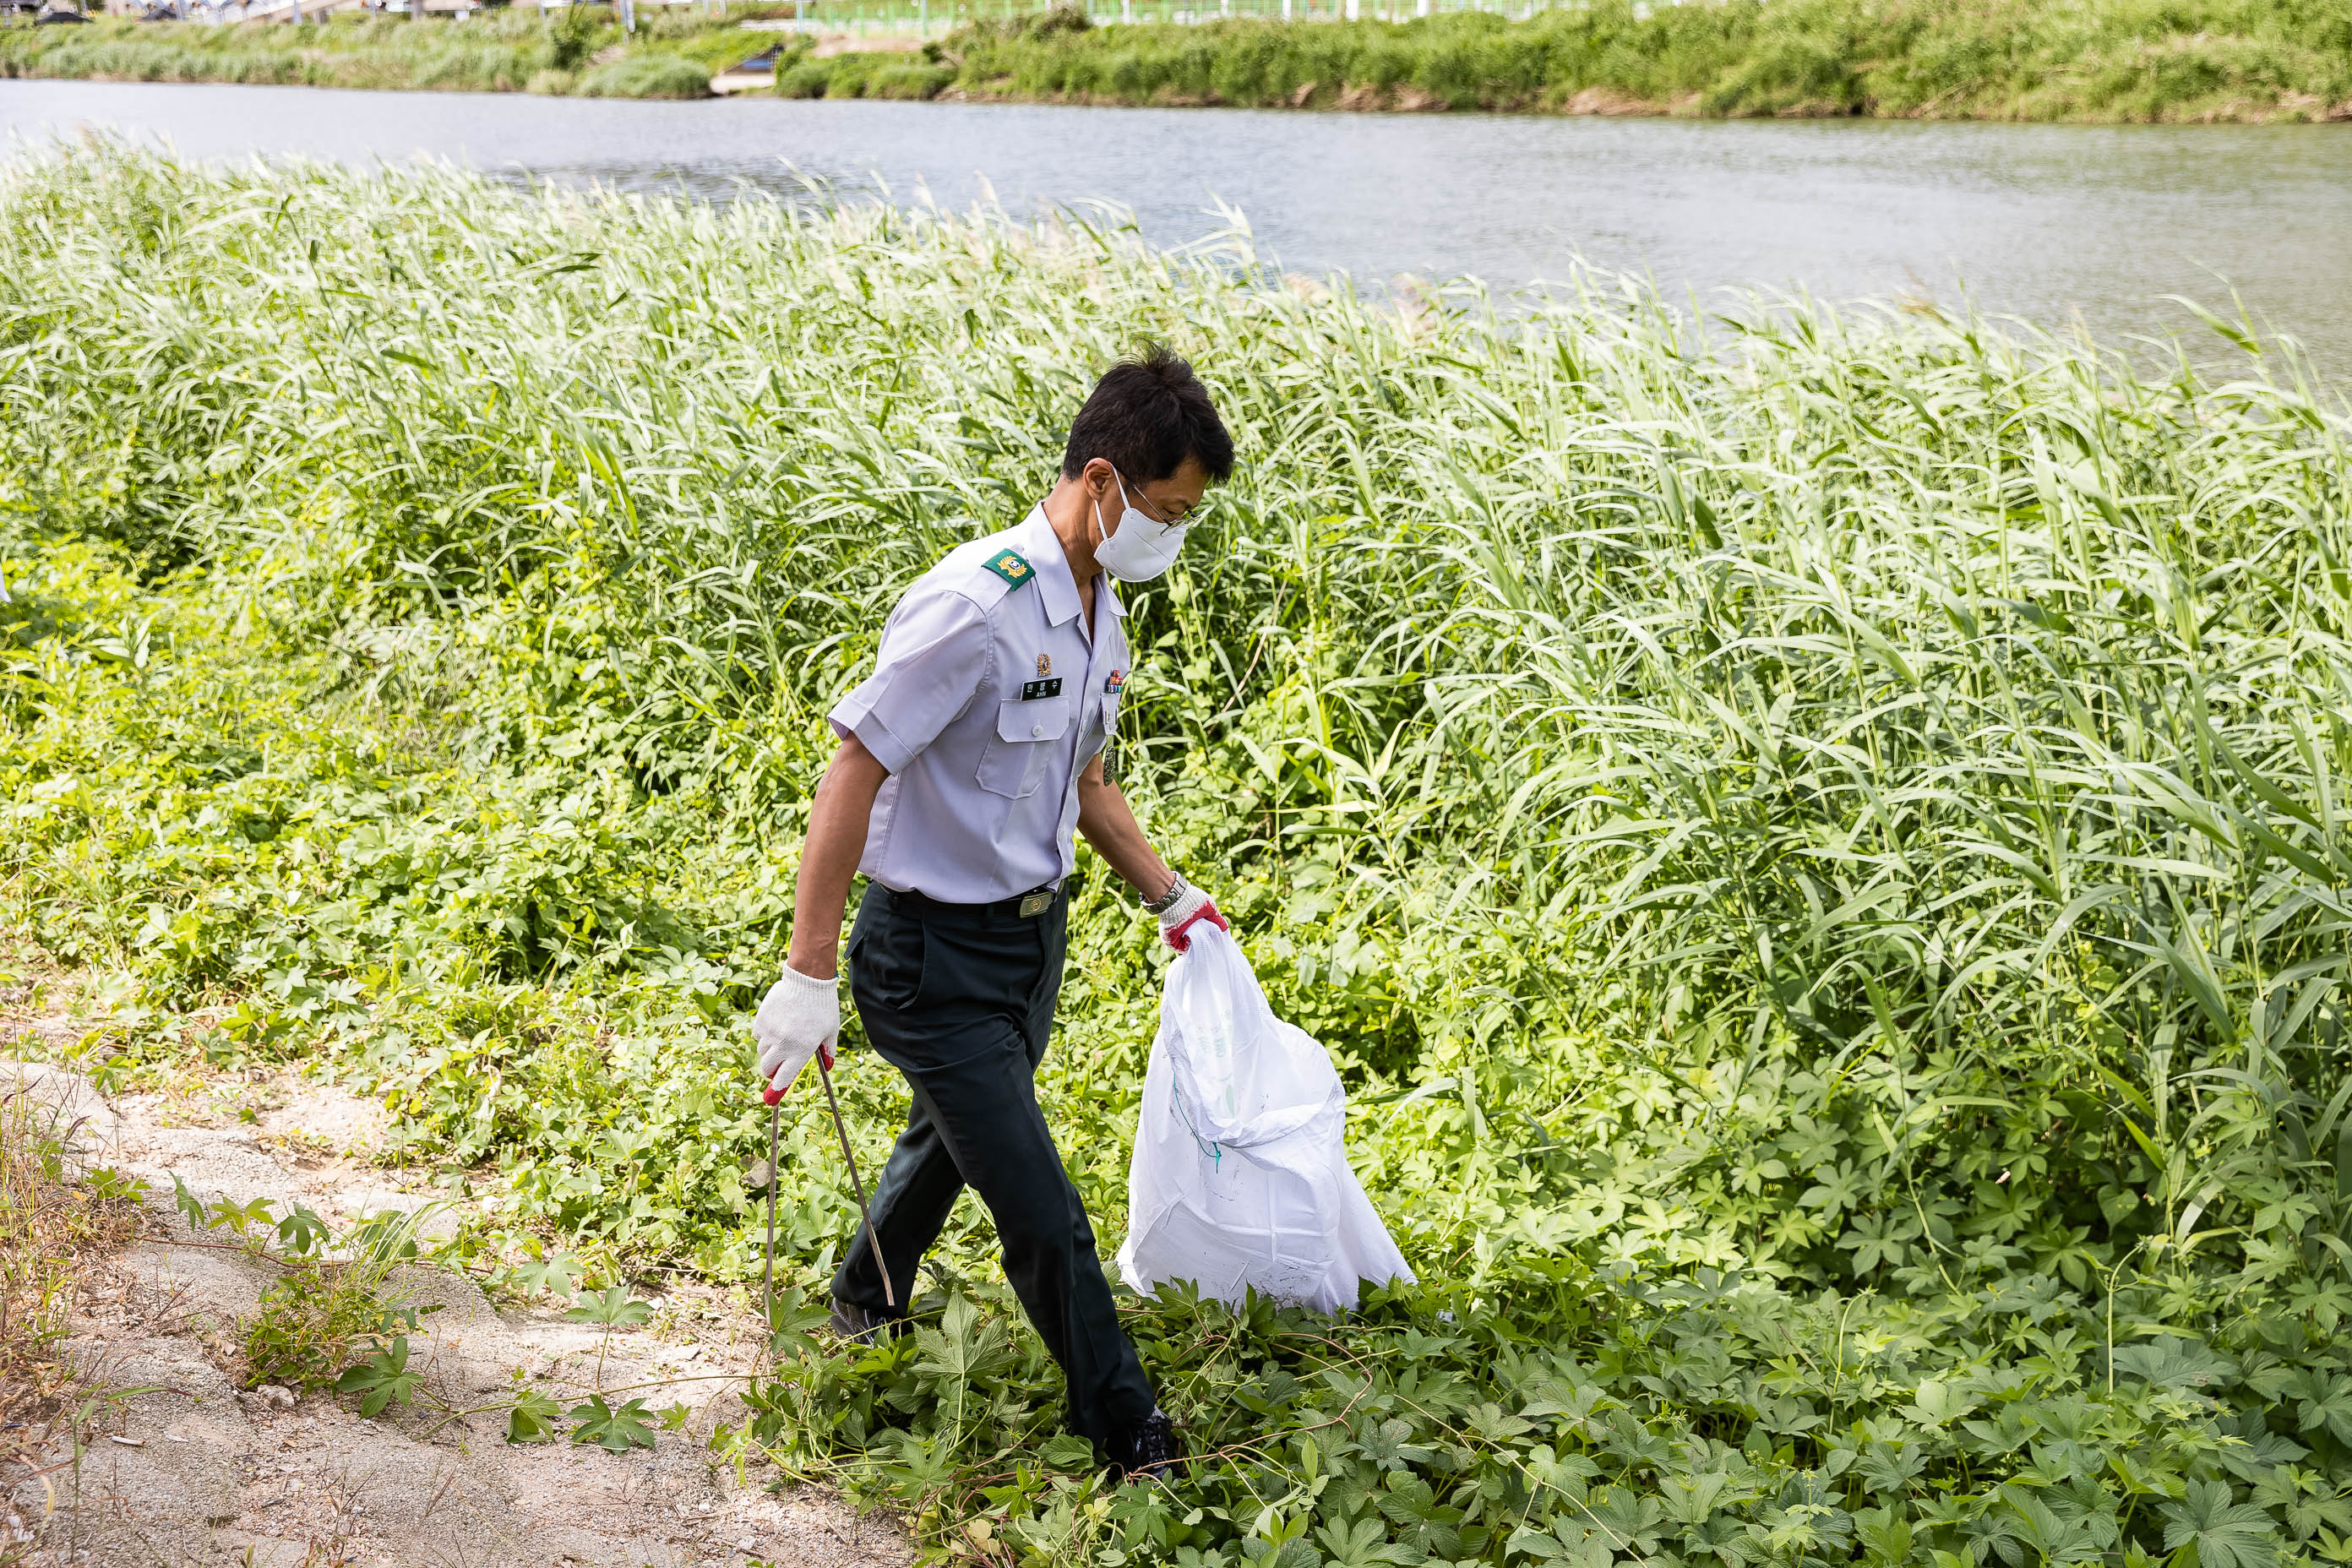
981, 549, 1036, 590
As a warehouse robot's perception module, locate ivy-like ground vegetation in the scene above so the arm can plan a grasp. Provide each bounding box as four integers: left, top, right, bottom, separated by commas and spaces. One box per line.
4, 146, 2352, 1566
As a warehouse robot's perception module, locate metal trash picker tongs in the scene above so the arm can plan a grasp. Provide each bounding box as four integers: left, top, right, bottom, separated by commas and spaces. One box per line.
764, 1039, 893, 1343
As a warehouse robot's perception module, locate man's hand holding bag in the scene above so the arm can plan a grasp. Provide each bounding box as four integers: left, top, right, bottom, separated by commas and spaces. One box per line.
1154, 877, 1228, 952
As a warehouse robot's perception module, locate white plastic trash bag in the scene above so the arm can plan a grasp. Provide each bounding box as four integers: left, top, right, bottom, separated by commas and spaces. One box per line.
1117, 924, 1414, 1315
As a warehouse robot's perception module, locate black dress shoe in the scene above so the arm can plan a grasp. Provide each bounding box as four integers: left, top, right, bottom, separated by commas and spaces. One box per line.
1105, 1409, 1183, 1481
829, 1297, 907, 1345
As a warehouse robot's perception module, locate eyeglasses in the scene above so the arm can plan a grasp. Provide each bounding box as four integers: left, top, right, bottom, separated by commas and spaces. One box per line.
1134, 489, 1212, 528
1108, 464, 1214, 527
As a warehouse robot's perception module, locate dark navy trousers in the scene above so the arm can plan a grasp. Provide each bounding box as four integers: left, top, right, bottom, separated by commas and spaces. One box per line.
831, 882, 1157, 1444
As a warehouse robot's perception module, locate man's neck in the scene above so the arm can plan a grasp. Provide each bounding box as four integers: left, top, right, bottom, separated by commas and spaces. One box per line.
1041, 475, 1104, 618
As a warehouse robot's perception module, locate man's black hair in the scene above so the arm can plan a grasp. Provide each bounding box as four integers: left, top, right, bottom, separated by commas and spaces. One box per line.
1060, 346, 1235, 486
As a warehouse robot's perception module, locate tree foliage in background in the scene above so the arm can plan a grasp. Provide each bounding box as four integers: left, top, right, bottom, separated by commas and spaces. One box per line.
3, 146, 2352, 1562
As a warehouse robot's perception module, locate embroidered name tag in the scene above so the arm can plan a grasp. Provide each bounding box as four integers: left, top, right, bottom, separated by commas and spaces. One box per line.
1021, 678, 1063, 700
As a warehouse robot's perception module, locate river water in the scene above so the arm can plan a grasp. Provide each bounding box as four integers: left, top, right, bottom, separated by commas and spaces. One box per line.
7, 79, 2350, 382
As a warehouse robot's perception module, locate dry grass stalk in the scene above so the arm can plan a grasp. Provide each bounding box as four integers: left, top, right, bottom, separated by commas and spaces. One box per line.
0, 1076, 142, 1563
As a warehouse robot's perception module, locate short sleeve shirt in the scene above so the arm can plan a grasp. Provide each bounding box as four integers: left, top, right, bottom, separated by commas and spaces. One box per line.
828, 506, 1130, 904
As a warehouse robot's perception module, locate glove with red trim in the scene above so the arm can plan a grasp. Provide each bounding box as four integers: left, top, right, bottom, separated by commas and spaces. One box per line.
753, 965, 839, 1105
1157, 880, 1228, 953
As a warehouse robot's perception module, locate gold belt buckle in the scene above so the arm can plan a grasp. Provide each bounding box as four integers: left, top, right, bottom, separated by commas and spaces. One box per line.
1018, 890, 1052, 917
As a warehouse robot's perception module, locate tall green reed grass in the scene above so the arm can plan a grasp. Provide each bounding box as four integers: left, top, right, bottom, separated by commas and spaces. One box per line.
4, 145, 2352, 1561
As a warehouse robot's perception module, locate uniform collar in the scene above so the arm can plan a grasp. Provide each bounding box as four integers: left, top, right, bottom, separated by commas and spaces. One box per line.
1021, 505, 1125, 627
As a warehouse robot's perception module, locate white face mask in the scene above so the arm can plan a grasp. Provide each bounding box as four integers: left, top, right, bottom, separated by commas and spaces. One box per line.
1091, 469, 1188, 583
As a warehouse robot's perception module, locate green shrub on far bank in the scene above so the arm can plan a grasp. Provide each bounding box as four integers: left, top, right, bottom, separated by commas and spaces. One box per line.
774, 49, 951, 99
578, 50, 710, 97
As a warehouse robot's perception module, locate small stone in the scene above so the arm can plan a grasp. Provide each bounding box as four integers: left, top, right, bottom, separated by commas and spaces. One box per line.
737, 1538, 758, 1551
255, 1384, 296, 1409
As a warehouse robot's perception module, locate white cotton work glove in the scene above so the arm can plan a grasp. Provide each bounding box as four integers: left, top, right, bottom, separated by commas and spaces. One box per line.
1157, 880, 1228, 953
753, 965, 839, 1105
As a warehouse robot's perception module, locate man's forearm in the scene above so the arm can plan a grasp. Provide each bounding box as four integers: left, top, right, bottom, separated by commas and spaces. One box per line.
1075, 765, 1176, 901
787, 737, 889, 980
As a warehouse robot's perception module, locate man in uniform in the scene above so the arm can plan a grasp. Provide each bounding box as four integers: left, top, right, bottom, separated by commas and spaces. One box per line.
750, 348, 1234, 1479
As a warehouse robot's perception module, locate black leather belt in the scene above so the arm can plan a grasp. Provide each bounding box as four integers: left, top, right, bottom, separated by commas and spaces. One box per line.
874, 882, 1064, 923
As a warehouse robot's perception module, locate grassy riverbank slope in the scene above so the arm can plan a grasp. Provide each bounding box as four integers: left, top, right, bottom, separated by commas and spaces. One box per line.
8, 144, 2352, 1560
0, 8, 733, 96
909, 0, 2352, 117
11, 0, 2352, 117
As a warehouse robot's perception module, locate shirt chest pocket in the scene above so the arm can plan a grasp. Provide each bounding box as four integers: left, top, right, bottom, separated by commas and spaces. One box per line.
977, 696, 1072, 799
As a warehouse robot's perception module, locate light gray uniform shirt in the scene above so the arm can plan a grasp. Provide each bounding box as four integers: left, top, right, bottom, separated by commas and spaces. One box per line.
829, 506, 1130, 905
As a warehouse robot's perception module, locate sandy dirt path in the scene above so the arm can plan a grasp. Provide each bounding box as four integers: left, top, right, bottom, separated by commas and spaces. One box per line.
2, 987, 910, 1568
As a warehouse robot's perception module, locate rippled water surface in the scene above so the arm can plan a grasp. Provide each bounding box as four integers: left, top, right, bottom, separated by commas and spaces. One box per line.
6, 79, 2350, 380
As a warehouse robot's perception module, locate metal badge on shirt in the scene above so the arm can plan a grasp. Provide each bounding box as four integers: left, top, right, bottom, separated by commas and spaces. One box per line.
1021, 651, 1060, 702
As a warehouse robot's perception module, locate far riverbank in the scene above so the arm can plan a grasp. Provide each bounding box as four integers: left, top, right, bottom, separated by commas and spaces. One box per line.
7, 0, 2352, 120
